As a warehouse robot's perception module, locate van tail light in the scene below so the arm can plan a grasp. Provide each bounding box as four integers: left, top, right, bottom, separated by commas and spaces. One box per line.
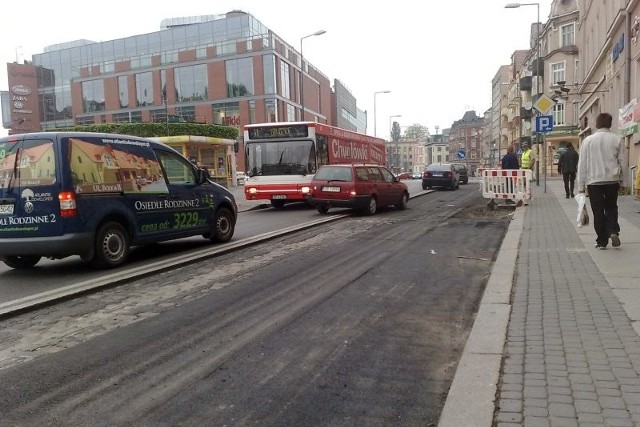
59, 191, 78, 218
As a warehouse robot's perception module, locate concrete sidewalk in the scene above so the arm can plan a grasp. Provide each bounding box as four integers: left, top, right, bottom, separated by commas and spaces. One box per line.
440, 177, 640, 427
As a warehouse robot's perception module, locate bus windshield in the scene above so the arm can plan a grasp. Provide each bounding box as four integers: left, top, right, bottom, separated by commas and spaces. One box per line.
246, 140, 315, 177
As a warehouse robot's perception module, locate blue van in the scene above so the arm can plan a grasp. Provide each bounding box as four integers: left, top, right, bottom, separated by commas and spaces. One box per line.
0, 132, 237, 269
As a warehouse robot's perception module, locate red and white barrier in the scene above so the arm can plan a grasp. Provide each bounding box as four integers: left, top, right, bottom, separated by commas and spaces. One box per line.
481, 169, 532, 201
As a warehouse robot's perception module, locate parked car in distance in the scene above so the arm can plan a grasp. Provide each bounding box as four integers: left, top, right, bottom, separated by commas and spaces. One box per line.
411, 173, 422, 180
422, 163, 460, 191
396, 172, 412, 180
306, 164, 409, 215
452, 163, 469, 184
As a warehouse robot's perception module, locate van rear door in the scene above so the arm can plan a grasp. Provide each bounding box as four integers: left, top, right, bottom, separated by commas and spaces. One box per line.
0, 136, 64, 239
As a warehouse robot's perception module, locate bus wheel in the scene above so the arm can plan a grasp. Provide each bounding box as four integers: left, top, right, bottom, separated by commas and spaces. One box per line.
91, 221, 130, 269
3, 255, 41, 269
271, 200, 285, 209
209, 207, 235, 243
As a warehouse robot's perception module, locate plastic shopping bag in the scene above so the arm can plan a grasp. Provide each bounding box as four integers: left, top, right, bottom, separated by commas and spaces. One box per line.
575, 193, 589, 227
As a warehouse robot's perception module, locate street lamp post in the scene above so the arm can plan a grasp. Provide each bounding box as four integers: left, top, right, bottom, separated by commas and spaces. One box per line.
505, 2, 541, 188
373, 90, 391, 137
299, 30, 326, 121
389, 114, 402, 170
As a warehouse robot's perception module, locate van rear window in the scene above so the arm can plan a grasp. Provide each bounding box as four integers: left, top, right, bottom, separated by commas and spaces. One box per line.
0, 139, 56, 189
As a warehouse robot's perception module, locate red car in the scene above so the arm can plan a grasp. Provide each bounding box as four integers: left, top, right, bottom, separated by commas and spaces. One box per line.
396, 172, 412, 180
306, 164, 409, 215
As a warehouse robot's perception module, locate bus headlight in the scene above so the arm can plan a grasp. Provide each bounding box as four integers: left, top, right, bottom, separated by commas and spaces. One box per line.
300, 186, 310, 194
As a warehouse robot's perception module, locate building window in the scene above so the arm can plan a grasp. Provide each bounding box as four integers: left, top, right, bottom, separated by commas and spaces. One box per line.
553, 102, 565, 126
286, 103, 296, 121
280, 60, 290, 99
248, 100, 256, 124
176, 106, 196, 122
551, 62, 566, 85
265, 98, 278, 122
118, 75, 129, 108
175, 64, 208, 102
135, 72, 153, 107
226, 57, 254, 97
81, 79, 105, 113
113, 111, 142, 123
263, 54, 276, 95
213, 102, 240, 126
560, 23, 575, 47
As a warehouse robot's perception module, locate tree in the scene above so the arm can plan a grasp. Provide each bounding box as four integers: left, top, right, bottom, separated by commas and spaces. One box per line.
404, 123, 429, 139
391, 121, 402, 143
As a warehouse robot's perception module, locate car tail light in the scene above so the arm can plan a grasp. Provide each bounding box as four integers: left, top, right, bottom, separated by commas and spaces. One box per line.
59, 191, 78, 218
423, 172, 431, 178
444, 171, 452, 178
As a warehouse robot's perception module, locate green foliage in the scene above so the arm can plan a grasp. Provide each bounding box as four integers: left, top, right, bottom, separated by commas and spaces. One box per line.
391, 121, 402, 143
52, 122, 239, 140
404, 124, 429, 139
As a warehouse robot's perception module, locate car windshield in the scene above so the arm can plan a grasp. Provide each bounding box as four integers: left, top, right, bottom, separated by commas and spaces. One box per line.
314, 167, 353, 181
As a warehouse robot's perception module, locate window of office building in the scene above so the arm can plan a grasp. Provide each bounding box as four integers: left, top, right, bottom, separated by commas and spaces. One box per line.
118, 75, 129, 108
263, 54, 276, 95
553, 102, 565, 126
150, 108, 167, 123
248, 100, 256, 124
213, 102, 240, 126
280, 61, 290, 99
286, 103, 296, 121
551, 62, 566, 85
41, 86, 72, 122
176, 106, 196, 122
175, 64, 208, 102
113, 111, 142, 123
265, 98, 278, 122
135, 72, 154, 107
226, 57, 254, 97
82, 79, 105, 113
561, 23, 574, 47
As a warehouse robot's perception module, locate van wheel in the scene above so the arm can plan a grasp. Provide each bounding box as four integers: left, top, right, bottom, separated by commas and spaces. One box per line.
395, 193, 409, 210
91, 222, 130, 269
210, 207, 235, 243
3, 255, 41, 269
317, 204, 329, 214
362, 196, 377, 215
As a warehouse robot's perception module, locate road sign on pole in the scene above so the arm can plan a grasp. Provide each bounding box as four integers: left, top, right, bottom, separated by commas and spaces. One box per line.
535, 115, 553, 133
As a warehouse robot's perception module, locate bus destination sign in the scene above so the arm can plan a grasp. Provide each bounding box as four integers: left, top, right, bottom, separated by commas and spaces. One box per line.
247, 124, 309, 139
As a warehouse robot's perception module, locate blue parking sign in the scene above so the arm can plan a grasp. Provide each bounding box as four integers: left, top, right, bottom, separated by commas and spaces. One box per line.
536, 115, 553, 132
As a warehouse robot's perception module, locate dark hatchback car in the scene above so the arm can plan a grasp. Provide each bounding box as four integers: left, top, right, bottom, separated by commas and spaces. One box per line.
422, 163, 460, 190
452, 163, 469, 184
306, 164, 409, 215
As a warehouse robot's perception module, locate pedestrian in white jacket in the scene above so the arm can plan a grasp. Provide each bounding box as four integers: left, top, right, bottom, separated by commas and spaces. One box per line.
576, 112, 624, 250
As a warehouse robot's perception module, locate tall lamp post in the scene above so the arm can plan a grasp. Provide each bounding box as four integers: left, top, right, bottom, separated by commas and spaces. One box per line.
373, 90, 391, 137
505, 2, 541, 187
389, 114, 402, 170
299, 30, 326, 121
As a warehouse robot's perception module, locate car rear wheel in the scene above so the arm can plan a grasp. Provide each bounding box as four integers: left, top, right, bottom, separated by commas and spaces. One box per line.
362, 196, 377, 215
91, 221, 130, 269
395, 192, 409, 210
3, 255, 41, 269
209, 207, 235, 243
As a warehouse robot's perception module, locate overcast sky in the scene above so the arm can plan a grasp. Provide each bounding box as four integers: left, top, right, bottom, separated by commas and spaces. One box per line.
0, 0, 553, 138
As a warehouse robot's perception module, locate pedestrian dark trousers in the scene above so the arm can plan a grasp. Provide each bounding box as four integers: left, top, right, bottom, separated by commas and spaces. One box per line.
587, 183, 620, 247
562, 172, 576, 196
